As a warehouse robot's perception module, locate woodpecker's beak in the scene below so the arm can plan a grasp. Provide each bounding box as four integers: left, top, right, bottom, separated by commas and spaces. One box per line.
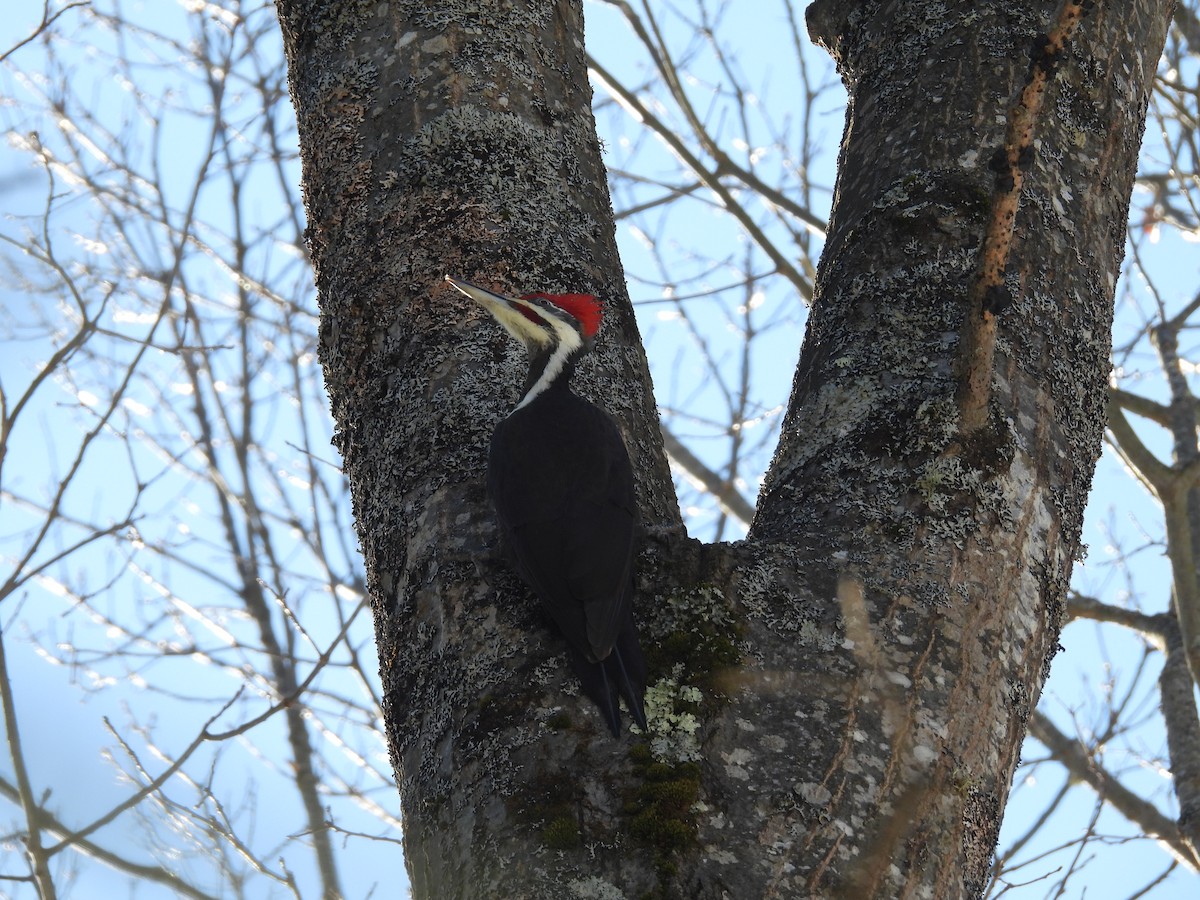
445, 275, 553, 349
445, 274, 508, 310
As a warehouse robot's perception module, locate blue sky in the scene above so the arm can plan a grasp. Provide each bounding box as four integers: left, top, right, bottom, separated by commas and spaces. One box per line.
1, 1, 1197, 897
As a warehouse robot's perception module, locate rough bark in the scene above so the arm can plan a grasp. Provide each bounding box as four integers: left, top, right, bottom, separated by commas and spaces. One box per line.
276, 0, 1172, 897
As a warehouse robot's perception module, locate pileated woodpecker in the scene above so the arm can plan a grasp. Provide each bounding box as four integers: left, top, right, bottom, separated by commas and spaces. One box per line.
446, 275, 648, 737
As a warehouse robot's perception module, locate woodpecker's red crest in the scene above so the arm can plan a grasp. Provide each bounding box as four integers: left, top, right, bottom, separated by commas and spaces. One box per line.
520, 292, 603, 339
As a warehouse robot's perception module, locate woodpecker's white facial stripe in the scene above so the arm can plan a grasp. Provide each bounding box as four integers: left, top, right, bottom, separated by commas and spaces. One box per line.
445, 275, 585, 411
515, 304, 582, 410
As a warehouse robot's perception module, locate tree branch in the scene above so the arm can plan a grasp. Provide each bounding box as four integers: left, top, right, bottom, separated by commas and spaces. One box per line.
1107, 395, 1177, 492
0, 1, 89, 64
1066, 592, 1170, 651
0, 773, 218, 900
587, 55, 813, 301
1027, 710, 1200, 871
1110, 387, 1172, 428
0, 627, 57, 898
660, 425, 756, 526
1160, 623, 1200, 863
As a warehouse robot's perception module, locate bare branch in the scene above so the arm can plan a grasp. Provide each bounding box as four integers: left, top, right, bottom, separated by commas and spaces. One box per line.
660, 425, 755, 525
0, 1, 89, 64
0, 626, 57, 898
1027, 710, 1200, 870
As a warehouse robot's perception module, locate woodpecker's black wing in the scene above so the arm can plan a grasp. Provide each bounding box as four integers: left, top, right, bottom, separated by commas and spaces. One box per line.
488, 386, 636, 659
488, 385, 646, 733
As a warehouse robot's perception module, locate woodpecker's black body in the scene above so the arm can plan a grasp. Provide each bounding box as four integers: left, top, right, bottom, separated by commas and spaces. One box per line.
446, 275, 648, 736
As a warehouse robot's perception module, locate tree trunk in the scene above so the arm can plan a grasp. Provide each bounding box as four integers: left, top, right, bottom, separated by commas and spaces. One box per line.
276, 0, 1172, 897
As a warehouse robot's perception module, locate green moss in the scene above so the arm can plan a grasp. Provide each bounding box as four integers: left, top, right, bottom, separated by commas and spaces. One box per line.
622, 756, 702, 888
516, 768, 581, 851
950, 767, 979, 798
629, 742, 654, 766
914, 466, 946, 502
624, 753, 700, 873
654, 629, 740, 686
622, 584, 740, 892
543, 816, 580, 850
646, 585, 743, 695
546, 710, 573, 730
636, 585, 742, 764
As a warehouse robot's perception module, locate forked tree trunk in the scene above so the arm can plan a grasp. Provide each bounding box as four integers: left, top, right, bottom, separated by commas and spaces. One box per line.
276, 0, 1172, 896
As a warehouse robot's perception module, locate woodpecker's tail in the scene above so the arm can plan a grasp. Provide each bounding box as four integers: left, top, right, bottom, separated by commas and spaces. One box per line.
567, 619, 648, 737
609, 633, 649, 733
